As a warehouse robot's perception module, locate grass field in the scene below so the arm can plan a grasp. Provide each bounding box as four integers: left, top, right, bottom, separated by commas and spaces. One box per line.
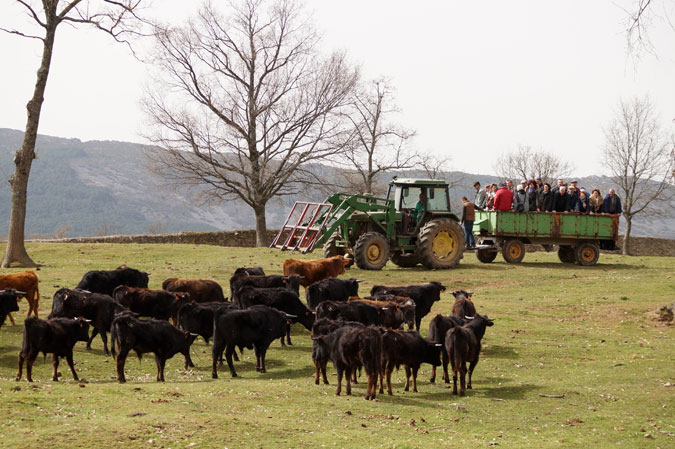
0, 243, 673, 448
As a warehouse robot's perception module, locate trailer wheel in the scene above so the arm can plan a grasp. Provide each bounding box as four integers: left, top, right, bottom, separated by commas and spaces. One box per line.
575, 243, 599, 266
557, 245, 576, 263
417, 218, 464, 269
323, 233, 345, 258
354, 232, 390, 270
502, 239, 525, 263
476, 248, 498, 263
391, 252, 421, 268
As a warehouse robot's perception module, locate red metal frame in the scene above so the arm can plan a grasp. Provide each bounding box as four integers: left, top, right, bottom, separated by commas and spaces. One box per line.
271, 201, 334, 253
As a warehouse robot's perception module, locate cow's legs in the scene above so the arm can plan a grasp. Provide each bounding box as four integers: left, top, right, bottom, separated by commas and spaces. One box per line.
430, 365, 437, 383
65, 352, 79, 381
367, 373, 378, 400
211, 339, 225, 379
321, 361, 329, 385
442, 350, 450, 384
52, 354, 60, 381
386, 365, 393, 396
184, 350, 194, 369
116, 349, 129, 383
285, 323, 293, 346
16, 352, 24, 381
335, 367, 343, 396
345, 368, 352, 396
8, 312, 15, 326
87, 328, 99, 350
155, 355, 166, 382
225, 345, 238, 377
254, 345, 262, 372
26, 355, 36, 382
412, 366, 419, 392
467, 360, 478, 389
452, 368, 458, 395
459, 365, 466, 396
100, 331, 110, 356
404, 365, 411, 391
259, 346, 268, 373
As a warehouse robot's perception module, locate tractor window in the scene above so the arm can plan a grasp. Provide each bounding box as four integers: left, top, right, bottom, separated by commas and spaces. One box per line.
397, 186, 423, 210
427, 187, 449, 211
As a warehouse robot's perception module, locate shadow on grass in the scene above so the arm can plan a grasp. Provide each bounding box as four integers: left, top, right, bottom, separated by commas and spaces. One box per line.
482, 344, 518, 359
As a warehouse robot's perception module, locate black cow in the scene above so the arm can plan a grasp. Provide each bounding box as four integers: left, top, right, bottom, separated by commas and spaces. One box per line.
236, 285, 314, 345
229, 274, 302, 303
49, 288, 126, 355
0, 289, 23, 328
233, 267, 266, 276
311, 325, 382, 400
445, 314, 495, 395
76, 266, 149, 296
306, 278, 362, 310
310, 318, 365, 385
315, 300, 380, 326
110, 314, 199, 383
370, 281, 447, 330
16, 317, 90, 382
176, 301, 240, 344
212, 305, 292, 378
428, 314, 464, 384
451, 290, 476, 321
112, 286, 191, 322
380, 329, 442, 395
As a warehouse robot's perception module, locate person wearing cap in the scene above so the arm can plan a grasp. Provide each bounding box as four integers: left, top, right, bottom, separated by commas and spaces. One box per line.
494, 182, 514, 211
460, 197, 476, 249
473, 181, 486, 210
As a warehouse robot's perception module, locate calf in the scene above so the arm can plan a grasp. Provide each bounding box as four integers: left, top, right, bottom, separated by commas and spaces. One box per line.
110, 314, 198, 383
445, 314, 495, 395
427, 314, 464, 383
0, 270, 40, 324
236, 285, 314, 345
0, 289, 23, 328
16, 317, 90, 382
282, 256, 351, 288
380, 329, 442, 395
229, 274, 301, 303
370, 281, 447, 330
212, 305, 292, 378
310, 318, 365, 385
349, 297, 415, 329
312, 325, 382, 400
315, 300, 380, 326
50, 288, 126, 355
162, 278, 227, 303
306, 278, 362, 310
112, 286, 191, 322
451, 290, 476, 321
76, 266, 149, 296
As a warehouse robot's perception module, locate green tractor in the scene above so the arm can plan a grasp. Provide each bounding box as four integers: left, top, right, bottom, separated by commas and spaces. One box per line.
270, 178, 465, 270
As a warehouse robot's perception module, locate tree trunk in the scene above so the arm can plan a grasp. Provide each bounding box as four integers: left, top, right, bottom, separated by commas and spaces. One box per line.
254, 204, 269, 247
1, 23, 57, 268
622, 215, 632, 256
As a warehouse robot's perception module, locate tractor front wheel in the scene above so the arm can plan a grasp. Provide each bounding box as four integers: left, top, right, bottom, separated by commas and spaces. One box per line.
417, 218, 464, 269
323, 233, 346, 258
354, 233, 390, 270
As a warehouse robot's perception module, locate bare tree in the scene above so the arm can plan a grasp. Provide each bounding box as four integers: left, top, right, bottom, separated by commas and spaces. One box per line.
95, 220, 121, 237
337, 79, 416, 195
624, 0, 675, 56
51, 224, 73, 239
143, 0, 358, 247
604, 96, 674, 255
0, 0, 146, 268
494, 145, 574, 185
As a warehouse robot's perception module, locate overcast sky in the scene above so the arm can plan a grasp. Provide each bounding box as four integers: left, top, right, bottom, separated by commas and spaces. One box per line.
1, 0, 673, 177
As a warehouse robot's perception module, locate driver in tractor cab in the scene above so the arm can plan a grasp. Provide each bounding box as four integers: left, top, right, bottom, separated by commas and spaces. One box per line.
413, 191, 426, 223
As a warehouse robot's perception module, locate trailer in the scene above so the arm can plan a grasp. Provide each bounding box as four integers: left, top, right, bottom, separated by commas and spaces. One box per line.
472, 210, 619, 265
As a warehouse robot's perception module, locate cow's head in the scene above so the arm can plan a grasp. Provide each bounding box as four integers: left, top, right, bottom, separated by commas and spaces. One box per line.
452, 290, 473, 300
430, 281, 447, 293
343, 254, 354, 269
74, 317, 91, 342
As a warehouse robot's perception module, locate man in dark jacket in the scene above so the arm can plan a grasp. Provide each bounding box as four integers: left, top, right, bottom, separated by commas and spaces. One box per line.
461, 197, 476, 249
552, 185, 570, 212
602, 189, 622, 214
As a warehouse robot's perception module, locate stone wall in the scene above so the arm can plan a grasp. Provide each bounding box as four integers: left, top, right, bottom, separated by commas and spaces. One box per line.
37, 231, 675, 256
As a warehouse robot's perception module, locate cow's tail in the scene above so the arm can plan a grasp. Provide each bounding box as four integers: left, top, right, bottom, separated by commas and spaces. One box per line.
450, 327, 465, 370
19, 317, 35, 357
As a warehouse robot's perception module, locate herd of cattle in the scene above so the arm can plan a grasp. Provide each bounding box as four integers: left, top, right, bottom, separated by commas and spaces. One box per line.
0, 255, 495, 399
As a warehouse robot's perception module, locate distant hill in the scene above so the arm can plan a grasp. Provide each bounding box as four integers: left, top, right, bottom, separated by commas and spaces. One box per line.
1, 128, 673, 238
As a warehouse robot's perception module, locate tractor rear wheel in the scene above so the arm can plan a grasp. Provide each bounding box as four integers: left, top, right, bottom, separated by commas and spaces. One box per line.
391, 252, 421, 268
476, 248, 498, 263
575, 242, 599, 266
323, 233, 345, 258
417, 218, 464, 269
558, 245, 576, 263
354, 233, 390, 270
502, 239, 525, 263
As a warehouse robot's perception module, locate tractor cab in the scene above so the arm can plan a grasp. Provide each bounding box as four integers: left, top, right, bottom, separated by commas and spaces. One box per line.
389, 178, 452, 233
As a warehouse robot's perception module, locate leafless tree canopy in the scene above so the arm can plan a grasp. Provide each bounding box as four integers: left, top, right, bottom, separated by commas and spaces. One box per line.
624, 0, 675, 57
0, 0, 147, 268
336, 79, 416, 195
604, 96, 675, 254
494, 145, 574, 185
143, 0, 358, 246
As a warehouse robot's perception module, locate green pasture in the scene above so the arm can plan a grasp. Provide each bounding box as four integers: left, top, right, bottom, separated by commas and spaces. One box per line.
0, 243, 673, 448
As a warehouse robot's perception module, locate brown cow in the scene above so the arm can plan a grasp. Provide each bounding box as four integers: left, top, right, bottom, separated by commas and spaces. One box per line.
162, 278, 227, 303
0, 271, 40, 324
282, 256, 350, 288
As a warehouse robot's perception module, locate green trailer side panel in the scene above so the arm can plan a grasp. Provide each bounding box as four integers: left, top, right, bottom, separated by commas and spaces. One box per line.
473, 211, 617, 241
